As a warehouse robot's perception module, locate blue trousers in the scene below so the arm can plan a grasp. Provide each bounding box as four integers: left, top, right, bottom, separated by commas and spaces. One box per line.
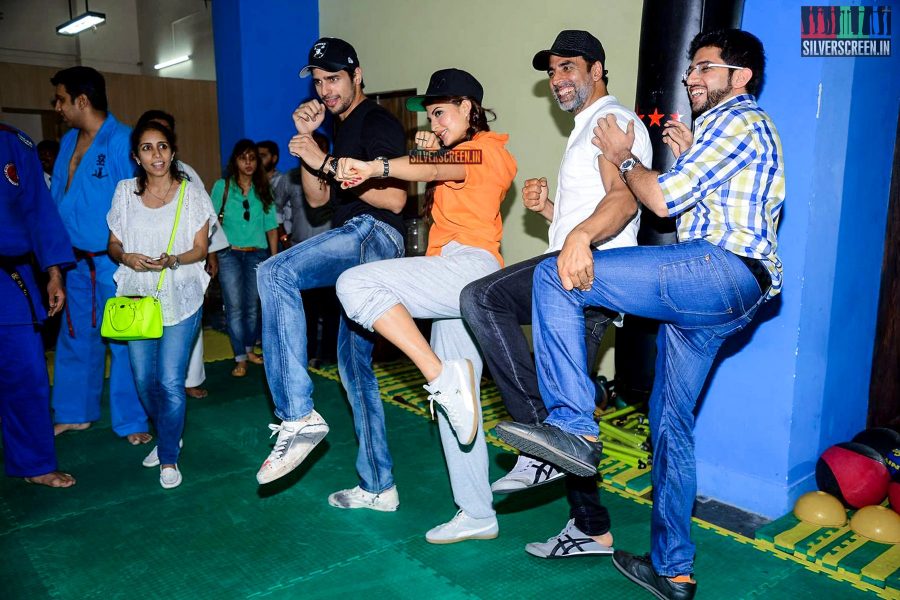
0, 324, 58, 477
51, 256, 148, 436
128, 309, 202, 465
532, 240, 768, 577
217, 247, 268, 362
257, 215, 404, 493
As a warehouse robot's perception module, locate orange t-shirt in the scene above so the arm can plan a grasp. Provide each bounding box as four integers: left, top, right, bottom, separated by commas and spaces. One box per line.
426, 131, 517, 266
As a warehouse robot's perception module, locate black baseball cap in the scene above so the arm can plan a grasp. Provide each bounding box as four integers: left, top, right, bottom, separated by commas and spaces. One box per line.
405, 68, 484, 112
299, 37, 359, 78
532, 30, 606, 71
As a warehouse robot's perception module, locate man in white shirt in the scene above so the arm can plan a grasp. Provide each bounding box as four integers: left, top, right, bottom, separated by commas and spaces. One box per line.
460, 30, 651, 558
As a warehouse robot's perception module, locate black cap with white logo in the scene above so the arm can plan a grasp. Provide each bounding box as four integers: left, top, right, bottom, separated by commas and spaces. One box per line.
299, 37, 359, 78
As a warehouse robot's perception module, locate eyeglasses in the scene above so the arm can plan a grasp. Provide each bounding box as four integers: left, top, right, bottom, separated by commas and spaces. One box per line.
242, 198, 250, 221
681, 61, 745, 84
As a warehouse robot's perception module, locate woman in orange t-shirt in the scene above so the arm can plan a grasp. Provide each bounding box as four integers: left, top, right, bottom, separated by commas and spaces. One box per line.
333, 69, 516, 543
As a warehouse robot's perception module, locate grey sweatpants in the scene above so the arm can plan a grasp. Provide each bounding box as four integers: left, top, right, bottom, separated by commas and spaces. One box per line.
336, 241, 500, 520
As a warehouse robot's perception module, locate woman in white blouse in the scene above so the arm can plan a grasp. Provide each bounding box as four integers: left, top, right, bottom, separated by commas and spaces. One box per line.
106, 121, 213, 489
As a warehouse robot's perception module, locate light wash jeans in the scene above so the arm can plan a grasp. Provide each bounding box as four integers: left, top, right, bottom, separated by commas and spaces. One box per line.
217, 247, 268, 361
128, 308, 202, 465
531, 239, 769, 577
336, 241, 500, 519
257, 214, 404, 493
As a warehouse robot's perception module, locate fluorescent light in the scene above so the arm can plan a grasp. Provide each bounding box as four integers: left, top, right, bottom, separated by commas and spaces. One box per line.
154, 55, 191, 70
56, 11, 106, 35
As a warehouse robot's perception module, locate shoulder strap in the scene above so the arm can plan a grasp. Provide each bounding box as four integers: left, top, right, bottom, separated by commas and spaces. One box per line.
218, 178, 230, 221
155, 180, 187, 295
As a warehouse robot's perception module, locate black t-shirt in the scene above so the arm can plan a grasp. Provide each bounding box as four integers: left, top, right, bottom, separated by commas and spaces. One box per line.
331, 99, 406, 234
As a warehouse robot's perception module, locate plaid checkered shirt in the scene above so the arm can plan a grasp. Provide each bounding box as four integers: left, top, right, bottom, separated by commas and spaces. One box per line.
658, 94, 785, 298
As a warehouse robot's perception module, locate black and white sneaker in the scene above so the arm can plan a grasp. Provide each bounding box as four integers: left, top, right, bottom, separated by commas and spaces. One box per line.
525, 519, 614, 558
491, 454, 565, 493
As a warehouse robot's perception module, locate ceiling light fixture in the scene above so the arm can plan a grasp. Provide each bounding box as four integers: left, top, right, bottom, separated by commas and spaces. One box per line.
154, 55, 191, 70
56, 1, 106, 36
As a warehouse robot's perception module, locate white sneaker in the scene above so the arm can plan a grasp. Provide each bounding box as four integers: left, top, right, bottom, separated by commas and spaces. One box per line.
424, 359, 478, 445
160, 465, 182, 489
256, 410, 329, 484
491, 455, 566, 493
425, 510, 498, 544
142, 439, 184, 468
328, 485, 399, 512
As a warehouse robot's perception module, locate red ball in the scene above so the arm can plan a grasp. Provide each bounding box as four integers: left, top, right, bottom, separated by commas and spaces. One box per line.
889, 481, 900, 515
816, 442, 890, 509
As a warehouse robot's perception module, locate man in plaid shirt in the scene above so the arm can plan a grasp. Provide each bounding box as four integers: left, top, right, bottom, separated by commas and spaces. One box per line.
495, 29, 784, 600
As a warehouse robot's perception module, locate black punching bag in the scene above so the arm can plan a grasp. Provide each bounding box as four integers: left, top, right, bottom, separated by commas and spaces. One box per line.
613, 0, 745, 404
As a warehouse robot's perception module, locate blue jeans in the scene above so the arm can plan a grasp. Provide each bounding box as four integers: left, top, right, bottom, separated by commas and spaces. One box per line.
460, 253, 614, 535
532, 239, 768, 577
128, 309, 202, 465
257, 214, 404, 493
218, 248, 268, 361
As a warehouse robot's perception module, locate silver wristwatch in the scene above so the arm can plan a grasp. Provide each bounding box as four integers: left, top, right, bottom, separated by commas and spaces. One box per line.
618, 156, 638, 180
169, 255, 181, 270
376, 156, 390, 178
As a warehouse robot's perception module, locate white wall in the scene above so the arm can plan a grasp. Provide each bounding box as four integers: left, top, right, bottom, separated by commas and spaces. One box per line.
136, 0, 215, 80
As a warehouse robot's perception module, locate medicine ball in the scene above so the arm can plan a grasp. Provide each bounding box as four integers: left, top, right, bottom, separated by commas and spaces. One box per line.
889, 480, 900, 515
852, 427, 900, 480
815, 442, 890, 509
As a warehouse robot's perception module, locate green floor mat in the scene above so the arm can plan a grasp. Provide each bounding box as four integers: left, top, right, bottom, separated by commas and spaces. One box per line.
0, 361, 887, 599
756, 512, 900, 597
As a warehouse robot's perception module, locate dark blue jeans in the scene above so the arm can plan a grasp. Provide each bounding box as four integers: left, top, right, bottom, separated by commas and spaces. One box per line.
257, 215, 404, 493
460, 253, 613, 536
217, 247, 268, 361
532, 239, 768, 576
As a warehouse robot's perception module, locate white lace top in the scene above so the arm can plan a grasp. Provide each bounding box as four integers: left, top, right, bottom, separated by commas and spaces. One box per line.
107, 178, 216, 326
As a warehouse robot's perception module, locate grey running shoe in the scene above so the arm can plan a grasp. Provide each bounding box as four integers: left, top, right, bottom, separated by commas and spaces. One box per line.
256, 410, 329, 484
525, 519, 613, 558
491, 454, 565, 493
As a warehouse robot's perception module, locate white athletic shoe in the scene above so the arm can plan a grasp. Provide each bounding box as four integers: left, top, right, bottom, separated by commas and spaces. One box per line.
425, 510, 498, 544
328, 485, 399, 512
424, 359, 479, 445
160, 465, 182, 489
256, 410, 329, 484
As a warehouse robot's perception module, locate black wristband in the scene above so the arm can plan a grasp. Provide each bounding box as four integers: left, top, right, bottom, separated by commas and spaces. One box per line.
317, 154, 331, 176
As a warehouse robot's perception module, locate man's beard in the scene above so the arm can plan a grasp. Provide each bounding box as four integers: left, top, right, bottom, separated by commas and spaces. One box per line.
692, 81, 733, 117
553, 83, 591, 113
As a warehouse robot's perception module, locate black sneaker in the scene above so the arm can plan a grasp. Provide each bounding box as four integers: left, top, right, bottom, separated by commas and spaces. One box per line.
612, 550, 697, 600
494, 422, 601, 477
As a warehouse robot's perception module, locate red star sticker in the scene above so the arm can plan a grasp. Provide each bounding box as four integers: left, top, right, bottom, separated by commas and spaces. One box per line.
648, 108, 664, 127
669, 112, 683, 123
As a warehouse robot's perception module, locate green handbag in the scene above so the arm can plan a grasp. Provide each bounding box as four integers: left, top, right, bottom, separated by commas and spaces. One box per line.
101, 181, 186, 341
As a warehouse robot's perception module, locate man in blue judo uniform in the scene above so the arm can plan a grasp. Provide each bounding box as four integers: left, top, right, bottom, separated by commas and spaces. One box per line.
0, 122, 76, 487
49, 66, 150, 444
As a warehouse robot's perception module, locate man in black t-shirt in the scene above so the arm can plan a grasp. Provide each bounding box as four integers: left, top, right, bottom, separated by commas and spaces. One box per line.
255, 39, 408, 514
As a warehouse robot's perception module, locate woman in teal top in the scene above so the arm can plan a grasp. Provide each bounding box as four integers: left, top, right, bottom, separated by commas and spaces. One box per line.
210, 139, 278, 377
